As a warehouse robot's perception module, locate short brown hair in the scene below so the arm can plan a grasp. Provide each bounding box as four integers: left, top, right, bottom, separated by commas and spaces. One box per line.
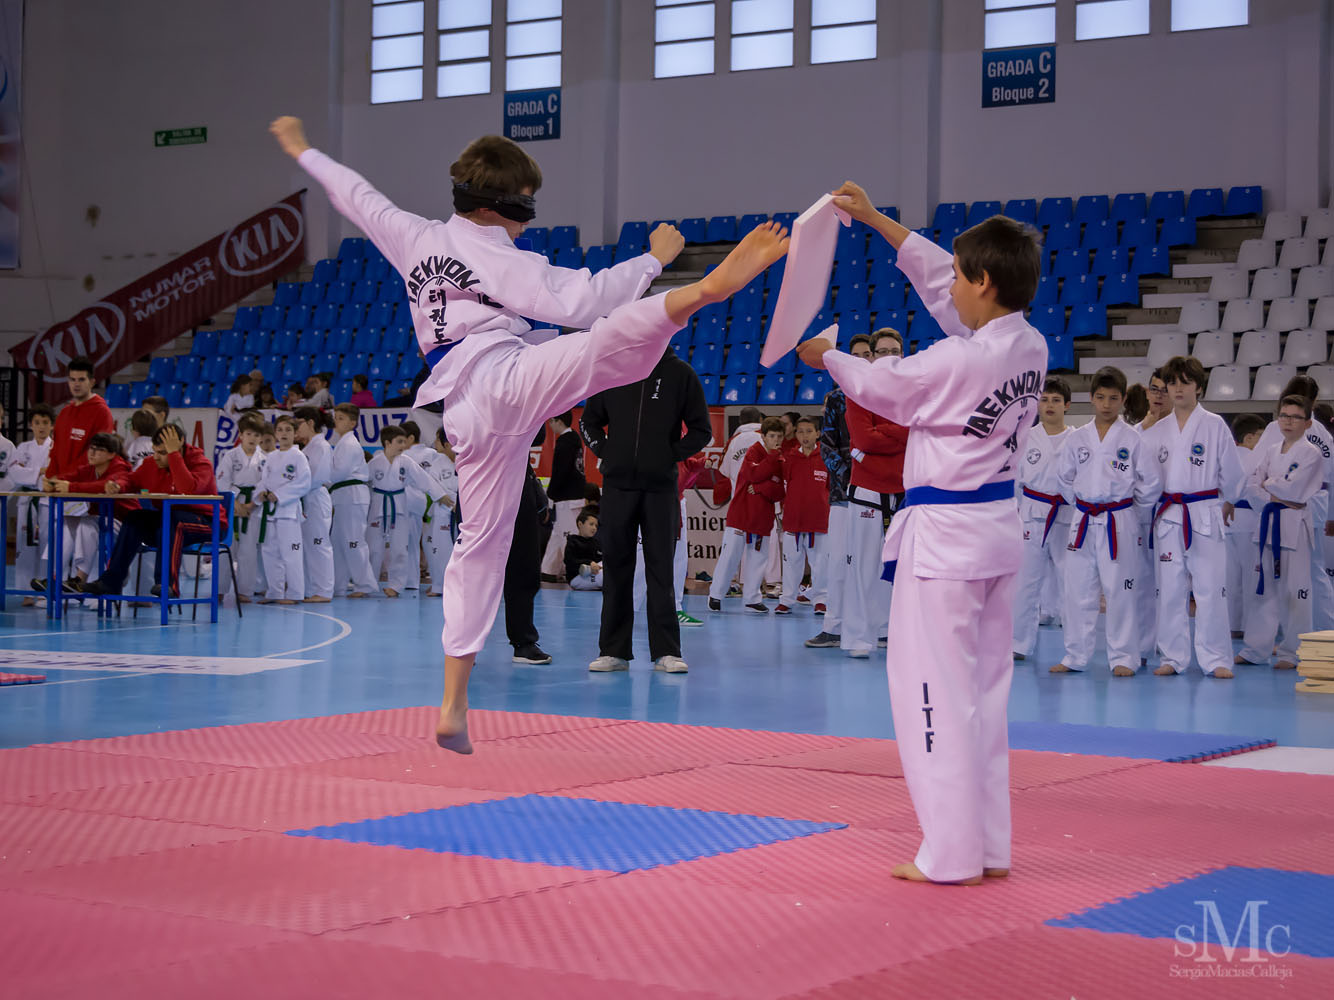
379, 424, 405, 444
130, 409, 159, 437
1161, 355, 1207, 392
1278, 394, 1313, 419
88, 432, 124, 457
1090, 366, 1128, 398
1123, 384, 1148, 423
576, 506, 599, 525
237, 413, 268, 435
848, 333, 873, 353
143, 395, 170, 417
760, 416, 785, 436
450, 135, 542, 197
334, 403, 360, 422
273, 414, 296, 431
952, 216, 1043, 312
1043, 375, 1072, 404
870, 328, 902, 352
1281, 374, 1319, 404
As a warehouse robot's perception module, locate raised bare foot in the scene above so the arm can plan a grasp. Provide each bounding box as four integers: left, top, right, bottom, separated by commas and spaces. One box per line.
1154, 663, 1179, 676
1112, 665, 1136, 677
435, 707, 473, 755
1211, 667, 1234, 679
1275, 660, 1297, 670
1049, 663, 1072, 673
891, 862, 981, 886
983, 867, 1010, 879
698, 222, 790, 303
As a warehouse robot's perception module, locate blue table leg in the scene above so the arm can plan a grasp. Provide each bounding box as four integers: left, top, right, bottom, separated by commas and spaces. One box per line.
48, 498, 61, 622
160, 500, 170, 626
210, 500, 220, 623
1, 495, 9, 612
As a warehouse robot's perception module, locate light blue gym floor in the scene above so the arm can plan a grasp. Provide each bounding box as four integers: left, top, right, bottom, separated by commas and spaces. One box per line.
2, 587, 1332, 752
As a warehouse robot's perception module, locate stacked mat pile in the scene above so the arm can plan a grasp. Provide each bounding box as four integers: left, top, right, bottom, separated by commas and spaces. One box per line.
1295, 629, 1334, 693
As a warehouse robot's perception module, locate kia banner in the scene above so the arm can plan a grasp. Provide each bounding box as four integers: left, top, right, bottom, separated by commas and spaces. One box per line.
10, 191, 306, 402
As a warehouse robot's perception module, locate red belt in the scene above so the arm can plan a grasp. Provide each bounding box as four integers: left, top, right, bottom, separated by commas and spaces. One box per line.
1022, 487, 1066, 546
1152, 489, 1220, 549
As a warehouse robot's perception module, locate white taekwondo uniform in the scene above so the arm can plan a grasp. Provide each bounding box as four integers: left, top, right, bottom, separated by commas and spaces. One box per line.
1012, 424, 1072, 657
1224, 442, 1264, 634
328, 430, 379, 596
216, 444, 264, 599
385, 451, 443, 594
301, 433, 335, 599
824, 232, 1047, 883
8, 437, 52, 590
257, 444, 310, 602
710, 422, 762, 598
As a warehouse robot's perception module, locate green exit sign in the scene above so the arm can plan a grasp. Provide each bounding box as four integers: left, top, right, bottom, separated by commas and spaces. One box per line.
154, 127, 207, 147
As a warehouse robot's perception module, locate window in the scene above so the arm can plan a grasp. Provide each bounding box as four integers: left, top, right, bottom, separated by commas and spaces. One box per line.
505, 0, 561, 90
984, 0, 1055, 49
731, 0, 793, 71
371, 0, 424, 104
811, 0, 876, 65
655, 0, 715, 79
1171, 0, 1247, 32
1076, 0, 1149, 40
437, 0, 492, 97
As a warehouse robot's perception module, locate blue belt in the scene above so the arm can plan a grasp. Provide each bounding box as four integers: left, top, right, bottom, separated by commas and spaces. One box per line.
1256, 501, 1285, 596
881, 480, 1016, 583
425, 340, 461, 369
1234, 500, 1252, 510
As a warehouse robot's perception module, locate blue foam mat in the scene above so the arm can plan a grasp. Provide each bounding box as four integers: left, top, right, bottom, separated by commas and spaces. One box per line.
1008, 721, 1274, 762
1048, 866, 1334, 959
287, 793, 847, 872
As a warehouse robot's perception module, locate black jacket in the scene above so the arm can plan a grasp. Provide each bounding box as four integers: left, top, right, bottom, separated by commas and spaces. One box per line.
580, 349, 712, 492
547, 429, 586, 502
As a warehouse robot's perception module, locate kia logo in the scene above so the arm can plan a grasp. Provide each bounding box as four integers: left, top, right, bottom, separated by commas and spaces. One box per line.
218, 202, 304, 278
27, 302, 126, 382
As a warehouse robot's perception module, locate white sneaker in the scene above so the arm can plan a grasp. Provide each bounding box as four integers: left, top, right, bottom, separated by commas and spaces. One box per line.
588, 655, 629, 672
846, 647, 872, 659
654, 655, 689, 673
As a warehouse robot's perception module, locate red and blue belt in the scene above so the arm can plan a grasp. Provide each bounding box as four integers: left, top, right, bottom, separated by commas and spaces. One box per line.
1072, 497, 1134, 560
1152, 489, 1220, 549
1022, 486, 1066, 546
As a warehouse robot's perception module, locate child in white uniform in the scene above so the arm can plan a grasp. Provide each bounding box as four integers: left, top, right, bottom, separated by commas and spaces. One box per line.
1236, 395, 1324, 670
1139, 356, 1245, 677
328, 403, 379, 597
273, 115, 787, 752
215, 413, 266, 602
422, 429, 459, 597
1052, 367, 1161, 675
9, 405, 54, 605
387, 429, 446, 596
1012, 376, 1072, 660
256, 415, 310, 604
399, 422, 433, 591
294, 406, 335, 602
366, 425, 406, 593
1223, 414, 1265, 636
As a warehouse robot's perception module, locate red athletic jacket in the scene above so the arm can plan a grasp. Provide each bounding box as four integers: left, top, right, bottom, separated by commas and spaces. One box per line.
782, 447, 830, 534
123, 444, 227, 530
46, 395, 115, 480
725, 441, 784, 536
846, 399, 908, 495
65, 455, 133, 495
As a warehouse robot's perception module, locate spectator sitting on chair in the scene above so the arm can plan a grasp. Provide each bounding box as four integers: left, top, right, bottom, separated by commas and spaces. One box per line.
349, 374, 377, 409
305, 373, 333, 409
283, 383, 306, 409
565, 507, 603, 590
383, 382, 415, 407
256, 384, 279, 410
83, 424, 226, 599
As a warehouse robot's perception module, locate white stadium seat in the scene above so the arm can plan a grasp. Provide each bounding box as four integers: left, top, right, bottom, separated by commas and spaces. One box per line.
1235, 329, 1281, 367
1324, 240, 1334, 268
1192, 330, 1235, 368
1294, 265, 1334, 301
1203, 364, 1249, 401
1305, 209, 1334, 240
1208, 265, 1250, 301
1251, 267, 1294, 301
1147, 331, 1190, 368
1265, 297, 1310, 332
1176, 298, 1219, 334
1252, 363, 1297, 400
1278, 237, 1320, 269
1235, 239, 1276, 271
1220, 298, 1264, 334
1262, 211, 1303, 242
1281, 328, 1329, 367
1119, 361, 1154, 387
1306, 364, 1334, 399
1311, 297, 1334, 332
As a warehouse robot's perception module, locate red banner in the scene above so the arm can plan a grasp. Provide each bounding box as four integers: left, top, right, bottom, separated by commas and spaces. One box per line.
10, 190, 307, 403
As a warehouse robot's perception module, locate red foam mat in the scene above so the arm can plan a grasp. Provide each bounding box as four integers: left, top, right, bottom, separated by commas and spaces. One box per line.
0, 746, 232, 802
0, 672, 45, 685
502, 721, 855, 767
46, 726, 422, 767
268, 706, 631, 741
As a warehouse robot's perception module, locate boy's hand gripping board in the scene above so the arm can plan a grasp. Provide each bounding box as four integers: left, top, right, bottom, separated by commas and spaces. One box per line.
760, 194, 851, 368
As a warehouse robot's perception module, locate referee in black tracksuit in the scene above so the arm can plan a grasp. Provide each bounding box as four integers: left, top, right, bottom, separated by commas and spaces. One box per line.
580, 347, 712, 673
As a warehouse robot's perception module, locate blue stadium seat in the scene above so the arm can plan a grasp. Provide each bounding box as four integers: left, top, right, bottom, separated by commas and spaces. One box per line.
258, 304, 285, 331
1003, 198, 1038, 226
1073, 195, 1109, 227
286, 304, 313, 329
729, 283, 764, 317
796, 370, 833, 404
867, 256, 898, 288
1045, 221, 1081, 253
341, 303, 369, 329
281, 357, 310, 384
200, 356, 229, 384
617, 221, 647, 247
1029, 305, 1066, 338
1160, 216, 1197, 247
161, 384, 184, 408
209, 384, 230, 408
1081, 219, 1118, 252
366, 352, 398, 381
1100, 272, 1140, 306
649, 218, 677, 234
338, 237, 368, 260
679, 217, 708, 243
192, 330, 220, 356
738, 212, 768, 234
336, 258, 365, 283
1119, 217, 1156, 250
549, 225, 579, 250
325, 281, 352, 304
759, 373, 793, 406
233, 306, 260, 330
243, 330, 271, 356
669, 328, 692, 355
384, 324, 414, 353
874, 308, 909, 334
331, 378, 353, 402
729, 313, 762, 342
274, 282, 301, 307
392, 300, 411, 326
1187, 187, 1225, 219
1036, 197, 1073, 229
764, 258, 786, 290
254, 355, 284, 384
553, 246, 581, 269
352, 327, 382, 354
1059, 274, 1098, 306
706, 216, 738, 242
370, 380, 389, 401
228, 355, 258, 380
966, 200, 1003, 227
772, 211, 799, 229
180, 384, 210, 408
175, 355, 201, 382
396, 354, 423, 381
699, 374, 721, 406
840, 310, 871, 339
1090, 247, 1130, 277
342, 352, 370, 376
836, 282, 869, 314
932, 202, 967, 231
869, 280, 906, 313
312, 260, 337, 285
1051, 249, 1089, 279
724, 342, 760, 375
836, 226, 865, 262
1110, 193, 1147, 224
720, 373, 756, 405
694, 314, 725, 346
1067, 304, 1108, 338
691, 342, 723, 374
524, 227, 549, 253
584, 245, 614, 272
129, 381, 156, 407
300, 281, 326, 307
313, 351, 341, 373
904, 287, 926, 315
271, 329, 298, 356
1031, 274, 1059, 307
104, 383, 131, 407
1045, 333, 1074, 371
1131, 244, 1171, 277
351, 279, 378, 304
935, 226, 964, 250
325, 327, 353, 355
297, 328, 325, 354
364, 257, 393, 283
1148, 190, 1186, 221
365, 301, 394, 330
907, 311, 944, 346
